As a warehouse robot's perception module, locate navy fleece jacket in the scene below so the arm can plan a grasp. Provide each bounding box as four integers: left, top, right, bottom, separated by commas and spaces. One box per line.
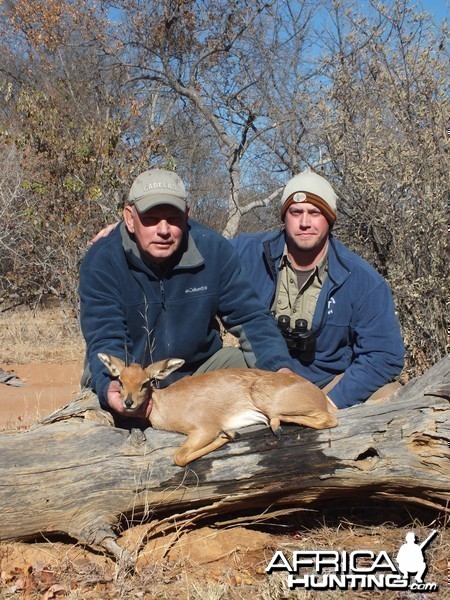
231, 231, 404, 408
79, 220, 297, 406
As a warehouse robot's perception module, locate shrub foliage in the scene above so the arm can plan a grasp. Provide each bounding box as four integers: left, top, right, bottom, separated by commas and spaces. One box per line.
0, 0, 447, 376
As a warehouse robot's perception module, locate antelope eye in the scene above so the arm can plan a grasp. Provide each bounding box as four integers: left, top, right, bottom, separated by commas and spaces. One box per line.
140, 381, 149, 391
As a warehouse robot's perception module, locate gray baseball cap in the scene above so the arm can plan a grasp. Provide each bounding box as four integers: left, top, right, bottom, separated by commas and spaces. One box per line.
128, 168, 187, 213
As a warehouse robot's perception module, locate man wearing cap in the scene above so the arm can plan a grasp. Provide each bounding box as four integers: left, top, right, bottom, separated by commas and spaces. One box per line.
79, 168, 299, 417
232, 170, 404, 409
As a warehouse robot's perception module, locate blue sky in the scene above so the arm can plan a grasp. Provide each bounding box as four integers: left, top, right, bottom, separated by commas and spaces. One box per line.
419, 0, 448, 22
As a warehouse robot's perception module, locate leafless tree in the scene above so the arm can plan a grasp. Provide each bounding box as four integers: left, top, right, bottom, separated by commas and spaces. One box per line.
0, 0, 447, 372
311, 0, 448, 373
87, 0, 318, 237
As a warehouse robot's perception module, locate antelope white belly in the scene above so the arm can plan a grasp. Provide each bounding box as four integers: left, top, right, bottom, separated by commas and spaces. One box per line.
224, 408, 269, 430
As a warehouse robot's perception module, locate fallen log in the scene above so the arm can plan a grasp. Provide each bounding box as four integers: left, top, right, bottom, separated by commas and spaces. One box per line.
0, 367, 25, 387
0, 355, 449, 562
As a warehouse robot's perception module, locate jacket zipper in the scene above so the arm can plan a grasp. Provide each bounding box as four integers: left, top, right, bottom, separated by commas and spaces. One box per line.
159, 277, 172, 361
159, 279, 166, 309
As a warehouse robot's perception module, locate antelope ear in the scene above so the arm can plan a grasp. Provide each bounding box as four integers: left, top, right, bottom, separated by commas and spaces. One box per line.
98, 353, 125, 378
146, 358, 185, 381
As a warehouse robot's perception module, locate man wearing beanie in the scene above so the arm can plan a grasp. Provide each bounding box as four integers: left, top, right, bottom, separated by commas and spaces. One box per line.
232, 170, 404, 409
79, 168, 299, 418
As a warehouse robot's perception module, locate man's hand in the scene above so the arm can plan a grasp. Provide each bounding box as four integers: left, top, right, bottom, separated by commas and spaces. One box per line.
277, 367, 294, 374
88, 222, 119, 247
106, 380, 150, 418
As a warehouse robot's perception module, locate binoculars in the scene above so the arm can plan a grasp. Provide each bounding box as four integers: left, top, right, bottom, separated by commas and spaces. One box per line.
273, 314, 316, 363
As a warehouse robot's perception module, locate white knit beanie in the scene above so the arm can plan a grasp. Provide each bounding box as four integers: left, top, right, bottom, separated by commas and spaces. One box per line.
280, 171, 337, 225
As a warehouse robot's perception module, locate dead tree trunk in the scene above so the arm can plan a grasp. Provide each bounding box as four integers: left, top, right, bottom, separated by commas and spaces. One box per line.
0, 355, 448, 560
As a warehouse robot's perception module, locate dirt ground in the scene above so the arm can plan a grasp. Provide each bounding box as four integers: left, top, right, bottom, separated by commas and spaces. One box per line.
0, 360, 448, 598
0, 362, 83, 429
0, 362, 284, 598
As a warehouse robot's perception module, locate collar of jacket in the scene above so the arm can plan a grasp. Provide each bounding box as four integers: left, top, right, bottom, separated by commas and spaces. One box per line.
263, 229, 350, 288
262, 229, 285, 279
119, 220, 204, 274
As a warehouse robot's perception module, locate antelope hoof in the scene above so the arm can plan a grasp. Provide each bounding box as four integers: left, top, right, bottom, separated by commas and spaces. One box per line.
273, 426, 283, 440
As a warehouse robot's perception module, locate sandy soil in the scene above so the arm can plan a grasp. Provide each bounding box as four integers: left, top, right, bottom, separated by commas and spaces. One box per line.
0, 364, 277, 584
0, 362, 83, 428
0, 363, 448, 598
0, 365, 295, 597
0, 526, 283, 598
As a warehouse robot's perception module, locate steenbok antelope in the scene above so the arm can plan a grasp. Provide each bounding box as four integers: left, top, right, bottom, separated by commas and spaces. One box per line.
98, 353, 338, 467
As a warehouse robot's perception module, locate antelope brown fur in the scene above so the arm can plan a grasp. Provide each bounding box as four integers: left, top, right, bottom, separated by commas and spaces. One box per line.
98, 353, 338, 467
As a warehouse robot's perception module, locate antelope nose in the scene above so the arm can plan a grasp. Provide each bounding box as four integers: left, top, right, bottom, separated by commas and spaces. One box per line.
124, 398, 134, 409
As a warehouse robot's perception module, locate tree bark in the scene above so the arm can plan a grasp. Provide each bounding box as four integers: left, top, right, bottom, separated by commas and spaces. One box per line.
0, 356, 449, 561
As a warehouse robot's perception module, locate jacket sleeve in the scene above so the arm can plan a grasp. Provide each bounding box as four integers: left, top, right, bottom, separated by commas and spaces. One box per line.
326, 280, 404, 408
218, 240, 297, 372
78, 258, 132, 407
